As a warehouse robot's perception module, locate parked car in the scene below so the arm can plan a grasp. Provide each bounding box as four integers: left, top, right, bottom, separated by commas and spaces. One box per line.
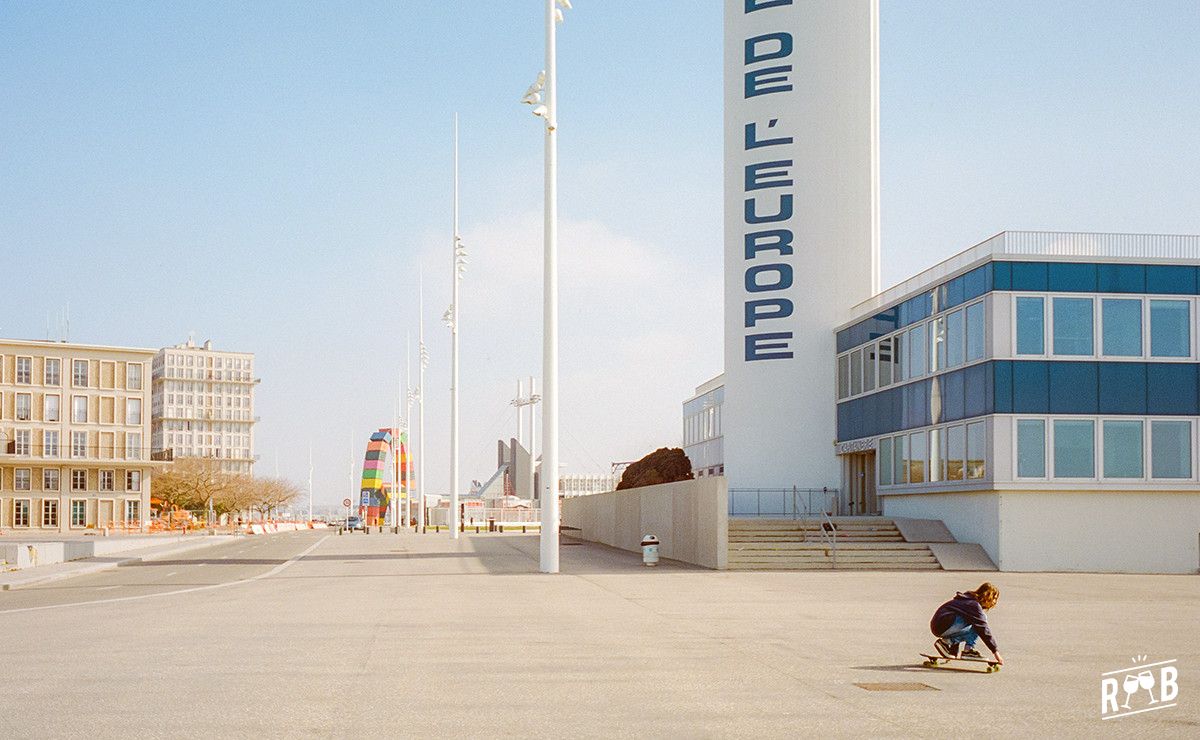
345, 515, 364, 531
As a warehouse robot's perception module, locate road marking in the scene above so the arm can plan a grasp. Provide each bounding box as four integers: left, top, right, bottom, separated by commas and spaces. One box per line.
98, 585, 120, 591
0, 536, 330, 615
164, 572, 178, 577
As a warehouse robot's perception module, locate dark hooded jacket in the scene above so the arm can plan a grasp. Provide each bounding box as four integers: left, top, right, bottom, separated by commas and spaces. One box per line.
930, 592, 998, 653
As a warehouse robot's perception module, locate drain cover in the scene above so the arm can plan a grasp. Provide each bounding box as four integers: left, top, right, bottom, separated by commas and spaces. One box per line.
854, 682, 938, 692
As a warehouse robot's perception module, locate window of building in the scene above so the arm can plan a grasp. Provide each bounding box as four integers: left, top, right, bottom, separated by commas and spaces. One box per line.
126, 470, 141, 492
42, 499, 58, 528
16, 392, 32, 420
16, 356, 32, 384
14, 499, 30, 527
1053, 297, 1094, 356
1151, 420, 1192, 479
837, 355, 850, 400
1102, 420, 1144, 479
43, 468, 60, 491
127, 433, 142, 460
908, 323, 928, 379
127, 363, 143, 390
930, 316, 946, 372
14, 429, 31, 456
1016, 419, 1046, 478
1015, 297, 1044, 355
929, 427, 944, 482
73, 359, 89, 387
71, 469, 87, 491
72, 395, 87, 423
44, 358, 61, 386
965, 302, 985, 362
71, 431, 87, 458
1101, 298, 1142, 357
966, 421, 986, 479
43, 430, 59, 458
44, 394, 60, 422
894, 434, 908, 484
125, 499, 140, 523
864, 345, 876, 393
1149, 300, 1191, 358
879, 437, 893, 486
99, 470, 115, 492
850, 349, 863, 396
127, 398, 142, 425
15, 468, 32, 491
1053, 419, 1095, 478
893, 332, 905, 383
946, 309, 965, 367
70, 499, 86, 527
909, 431, 928, 483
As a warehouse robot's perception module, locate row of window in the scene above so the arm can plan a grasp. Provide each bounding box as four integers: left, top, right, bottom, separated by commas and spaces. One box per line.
879, 422, 987, 486
1016, 296, 1193, 359
838, 300, 986, 400
2, 357, 143, 390
6, 430, 144, 459
838, 360, 1200, 442
684, 404, 721, 446
1016, 418, 1193, 480
6, 468, 142, 492
8, 498, 140, 527
838, 261, 1200, 354
162, 353, 252, 370
5, 394, 142, 425
162, 392, 251, 406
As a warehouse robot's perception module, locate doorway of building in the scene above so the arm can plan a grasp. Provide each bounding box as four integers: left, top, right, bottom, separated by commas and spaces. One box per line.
98, 500, 114, 529
844, 452, 879, 516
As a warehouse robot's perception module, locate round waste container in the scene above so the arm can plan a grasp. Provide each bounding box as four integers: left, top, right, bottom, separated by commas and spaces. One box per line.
641, 534, 660, 566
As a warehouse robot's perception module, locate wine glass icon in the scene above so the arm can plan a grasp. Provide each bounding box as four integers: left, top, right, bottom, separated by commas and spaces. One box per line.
1138, 670, 1158, 704
1121, 673, 1141, 709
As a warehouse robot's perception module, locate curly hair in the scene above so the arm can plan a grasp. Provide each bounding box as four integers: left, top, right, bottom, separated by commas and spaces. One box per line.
966, 582, 1000, 610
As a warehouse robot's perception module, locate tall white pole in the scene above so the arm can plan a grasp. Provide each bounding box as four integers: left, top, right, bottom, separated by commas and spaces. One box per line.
540, 0, 560, 573
528, 375, 537, 508
418, 273, 426, 533
404, 333, 412, 529
516, 378, 525, 488
450, 114, 461, 540
307, 441, 313, 523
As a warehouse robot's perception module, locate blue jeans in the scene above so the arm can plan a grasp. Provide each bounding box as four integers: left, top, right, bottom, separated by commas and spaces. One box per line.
938, 616, 979, 649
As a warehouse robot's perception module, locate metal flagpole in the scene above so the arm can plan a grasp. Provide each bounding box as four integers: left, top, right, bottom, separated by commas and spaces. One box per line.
418, 272, 428, 534
540, 0, 561, 573
449, 114, 461, 540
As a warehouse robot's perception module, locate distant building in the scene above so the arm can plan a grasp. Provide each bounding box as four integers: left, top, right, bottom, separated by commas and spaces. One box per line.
559, 473, 618, 498
682, 374, 724, 478
151, 339, 258, 475
0, 338, 155, 531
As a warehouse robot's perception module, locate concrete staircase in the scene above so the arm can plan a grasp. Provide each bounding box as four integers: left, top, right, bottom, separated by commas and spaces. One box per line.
727, 517, 942, 570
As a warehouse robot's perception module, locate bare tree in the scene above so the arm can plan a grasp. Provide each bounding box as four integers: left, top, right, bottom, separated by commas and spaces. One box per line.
152, 457, 232, 521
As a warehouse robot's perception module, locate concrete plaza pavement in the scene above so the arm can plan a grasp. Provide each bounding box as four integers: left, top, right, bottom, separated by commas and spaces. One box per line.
0, 530, 1196, 738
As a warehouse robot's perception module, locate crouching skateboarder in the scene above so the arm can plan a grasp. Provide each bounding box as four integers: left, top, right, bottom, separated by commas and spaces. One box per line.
929, 582, 1004, 666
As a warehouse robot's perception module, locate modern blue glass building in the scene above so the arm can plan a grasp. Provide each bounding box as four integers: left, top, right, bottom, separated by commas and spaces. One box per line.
834, 231, 1200, 572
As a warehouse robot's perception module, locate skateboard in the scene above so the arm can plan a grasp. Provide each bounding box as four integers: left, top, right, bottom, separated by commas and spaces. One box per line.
920, 648, 1001, 673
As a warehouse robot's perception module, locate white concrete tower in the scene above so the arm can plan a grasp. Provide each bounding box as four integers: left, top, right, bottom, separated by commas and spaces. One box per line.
723, 0, 880, 489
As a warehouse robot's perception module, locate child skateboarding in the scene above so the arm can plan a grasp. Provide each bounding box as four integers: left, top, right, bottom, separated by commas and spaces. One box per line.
929, 582, 1004, 665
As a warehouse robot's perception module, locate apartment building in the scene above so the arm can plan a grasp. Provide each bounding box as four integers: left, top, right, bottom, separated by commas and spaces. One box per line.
0, 338, 155, 532
151, 339, 257, 475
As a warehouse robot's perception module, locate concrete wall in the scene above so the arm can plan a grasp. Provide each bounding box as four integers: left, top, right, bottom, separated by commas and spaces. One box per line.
561, 477, 728, 569
885, 490, 1200, 573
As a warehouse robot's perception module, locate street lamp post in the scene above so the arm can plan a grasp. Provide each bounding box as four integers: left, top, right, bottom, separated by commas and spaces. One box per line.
443, 115, 468, 540
522, 0, 570, 573
510, 378, 541, 504
417, 274, 429, 533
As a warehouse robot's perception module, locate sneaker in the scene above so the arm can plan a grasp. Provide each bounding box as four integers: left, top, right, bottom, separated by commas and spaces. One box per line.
935, 639, 956, 658
961, 646, 983, 659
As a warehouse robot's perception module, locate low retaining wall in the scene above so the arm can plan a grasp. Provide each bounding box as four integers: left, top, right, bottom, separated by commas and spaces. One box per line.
561, 477, 728, 569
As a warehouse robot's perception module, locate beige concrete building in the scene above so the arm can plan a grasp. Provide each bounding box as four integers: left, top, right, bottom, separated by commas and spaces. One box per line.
0, 338, 155, 532
151, 339, 257, 475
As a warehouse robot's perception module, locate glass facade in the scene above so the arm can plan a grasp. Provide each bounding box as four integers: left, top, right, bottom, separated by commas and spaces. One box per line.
838, 257, 1200, 491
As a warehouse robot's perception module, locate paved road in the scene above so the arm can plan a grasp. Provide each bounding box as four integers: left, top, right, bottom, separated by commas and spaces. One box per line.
1, 530, 1196, 738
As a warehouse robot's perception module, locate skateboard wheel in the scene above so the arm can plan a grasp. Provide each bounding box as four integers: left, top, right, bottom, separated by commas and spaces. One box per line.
922, 660, 938, 668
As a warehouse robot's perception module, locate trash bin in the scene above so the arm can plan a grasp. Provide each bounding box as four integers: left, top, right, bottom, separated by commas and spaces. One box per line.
641, 535, 660, 567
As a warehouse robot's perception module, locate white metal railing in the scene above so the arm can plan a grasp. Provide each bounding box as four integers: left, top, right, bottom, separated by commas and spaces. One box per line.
728, 487, 838, 518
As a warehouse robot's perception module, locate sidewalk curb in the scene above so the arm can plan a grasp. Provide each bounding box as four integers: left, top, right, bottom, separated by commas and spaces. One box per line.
1, 536, 238, 591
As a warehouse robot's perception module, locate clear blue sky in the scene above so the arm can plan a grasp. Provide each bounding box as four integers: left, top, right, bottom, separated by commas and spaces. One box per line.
3, 1, 1198, 504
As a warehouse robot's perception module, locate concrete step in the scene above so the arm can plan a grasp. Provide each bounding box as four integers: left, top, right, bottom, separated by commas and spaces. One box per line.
729, 541, 932, 551
726, 561, 943, 571
729, 533, 904, 541
729, 550, 938, 560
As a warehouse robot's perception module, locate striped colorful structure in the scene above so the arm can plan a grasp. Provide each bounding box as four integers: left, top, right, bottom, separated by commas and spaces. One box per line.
359, 429, 410, 525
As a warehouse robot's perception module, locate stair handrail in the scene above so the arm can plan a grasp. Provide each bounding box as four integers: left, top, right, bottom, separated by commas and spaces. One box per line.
819, 510, 837, 569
